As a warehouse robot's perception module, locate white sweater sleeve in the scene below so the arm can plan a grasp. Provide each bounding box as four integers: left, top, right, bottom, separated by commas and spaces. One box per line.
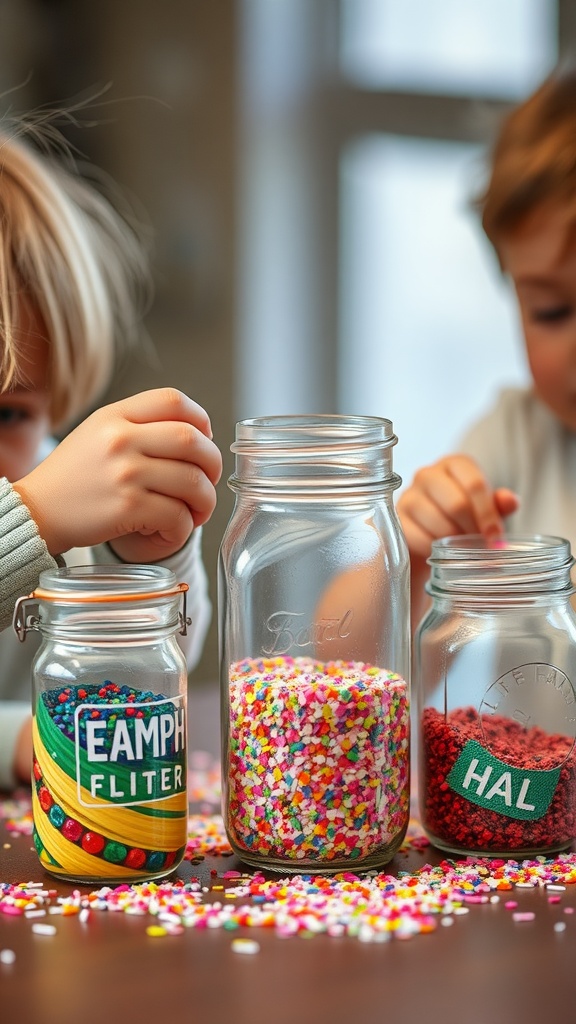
87, 528, 211, 671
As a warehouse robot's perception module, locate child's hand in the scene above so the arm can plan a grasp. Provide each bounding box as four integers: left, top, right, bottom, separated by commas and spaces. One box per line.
397, 454, 519, 562
13, 388, 223, 562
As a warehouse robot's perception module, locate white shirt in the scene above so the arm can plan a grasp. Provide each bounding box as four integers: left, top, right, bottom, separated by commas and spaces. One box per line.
459, 387, 576, 550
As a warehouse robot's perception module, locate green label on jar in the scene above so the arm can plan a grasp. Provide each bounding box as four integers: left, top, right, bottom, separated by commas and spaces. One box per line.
74, 694, 187, 808
447, 740, 560, 821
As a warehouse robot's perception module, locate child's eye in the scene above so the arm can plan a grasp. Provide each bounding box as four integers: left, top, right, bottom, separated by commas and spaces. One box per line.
0, 406, 28, 425
532, 305, 573, 323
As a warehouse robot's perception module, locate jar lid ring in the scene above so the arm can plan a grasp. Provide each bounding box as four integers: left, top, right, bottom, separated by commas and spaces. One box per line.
30, 582, 189, 604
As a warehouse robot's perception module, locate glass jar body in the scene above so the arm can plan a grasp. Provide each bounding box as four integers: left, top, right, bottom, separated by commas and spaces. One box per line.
19, 565, 189, 884
415, 536, 576, 858
219, 415, 410, 873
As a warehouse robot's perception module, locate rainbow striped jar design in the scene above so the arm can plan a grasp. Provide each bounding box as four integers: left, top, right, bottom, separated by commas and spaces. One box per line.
14, 565, 190, 884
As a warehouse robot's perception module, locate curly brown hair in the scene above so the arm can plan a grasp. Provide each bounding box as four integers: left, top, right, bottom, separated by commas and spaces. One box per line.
479, 62, 576, 258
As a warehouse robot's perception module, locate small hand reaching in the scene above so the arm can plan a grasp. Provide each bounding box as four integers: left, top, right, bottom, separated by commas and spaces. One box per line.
13, 388, 223, 563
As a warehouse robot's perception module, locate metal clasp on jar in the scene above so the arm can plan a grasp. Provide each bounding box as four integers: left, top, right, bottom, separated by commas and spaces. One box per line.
13, 595, 40, 642
178, 585, 192, 636
13, 582, 192, 640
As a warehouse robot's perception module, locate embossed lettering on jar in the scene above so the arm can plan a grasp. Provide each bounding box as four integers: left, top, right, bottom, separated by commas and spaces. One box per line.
415, 535, 576, 858
218, 415, 410, 872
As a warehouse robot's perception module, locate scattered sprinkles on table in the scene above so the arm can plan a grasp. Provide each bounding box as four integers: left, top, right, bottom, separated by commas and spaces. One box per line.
226, 656, 410, 869
2, 789, 576, 944
3, 841, 576, 944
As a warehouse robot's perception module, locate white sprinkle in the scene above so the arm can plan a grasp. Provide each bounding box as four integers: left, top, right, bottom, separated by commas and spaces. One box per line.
24, 909, 46, 919
512, 912, 535, 923
157, 912, 182, 925
489, 895, 500, 904
0, 949, 16, 965
32, 923, 57, 936
79, 909, 90, 924
546, 884, 566, 891
453, 907, 469, 916
441, 916, 454, 927
554, 921, 567, 933
231, 938, 260, 955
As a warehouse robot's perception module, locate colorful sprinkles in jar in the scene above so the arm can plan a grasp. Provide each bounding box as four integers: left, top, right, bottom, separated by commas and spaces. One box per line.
226, 656, 410, 870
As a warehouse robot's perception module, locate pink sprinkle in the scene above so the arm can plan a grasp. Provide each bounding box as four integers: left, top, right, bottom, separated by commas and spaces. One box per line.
548, 895, 562, 904
512, 912, 535, 923
504, 901, 518, 910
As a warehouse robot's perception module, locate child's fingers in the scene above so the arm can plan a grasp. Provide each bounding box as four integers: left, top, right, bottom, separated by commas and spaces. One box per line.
408, 458, 490, 536
113, 388, 214, 438
399, 510, 447, 561
118, 458, 218, 529
127, 420, 223, 486
494, 487, 521, 518
439, 456, 506, 537
110, 489, 195, 548
397, 489, 463, 549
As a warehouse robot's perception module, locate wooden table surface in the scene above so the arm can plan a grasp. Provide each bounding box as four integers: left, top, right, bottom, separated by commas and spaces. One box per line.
2, 688, 575, 1024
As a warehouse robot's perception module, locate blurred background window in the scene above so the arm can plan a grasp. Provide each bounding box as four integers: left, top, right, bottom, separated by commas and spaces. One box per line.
339, 135, 527, 487
0, 0, 569, 676
340, 0, 556, 98
238, 0, 562, 489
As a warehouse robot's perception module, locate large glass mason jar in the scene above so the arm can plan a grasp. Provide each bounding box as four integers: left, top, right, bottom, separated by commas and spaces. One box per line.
218, 415, 410, 872
13, 564, 190, 884
415, 535, 576, 858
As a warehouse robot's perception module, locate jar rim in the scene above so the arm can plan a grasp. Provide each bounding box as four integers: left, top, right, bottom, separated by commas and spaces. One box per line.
35, 564, 184, 603
426, 534, 574, 598
429, 534, 571, 562
229, 414, 400, 493
231, 414, 397, 454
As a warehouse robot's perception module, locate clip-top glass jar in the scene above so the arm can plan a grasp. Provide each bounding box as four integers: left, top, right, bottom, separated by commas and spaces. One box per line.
415, 535, 576, 858
218, 414, 410, 873
13, 564, 190, 884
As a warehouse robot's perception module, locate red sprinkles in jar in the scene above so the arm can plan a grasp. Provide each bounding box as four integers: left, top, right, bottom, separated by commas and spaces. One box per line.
421, 706, 576, 855
226, 656, 410, 869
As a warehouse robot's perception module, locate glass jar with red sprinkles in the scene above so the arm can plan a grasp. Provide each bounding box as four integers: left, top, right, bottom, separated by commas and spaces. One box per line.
219, 415, 410, 872
13, 564, 190, 884
416, 534, 576, 858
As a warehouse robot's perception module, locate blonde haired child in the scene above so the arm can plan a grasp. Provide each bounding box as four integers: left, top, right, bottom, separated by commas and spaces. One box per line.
398, 63, 576, 626
0, 118, 222, 787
